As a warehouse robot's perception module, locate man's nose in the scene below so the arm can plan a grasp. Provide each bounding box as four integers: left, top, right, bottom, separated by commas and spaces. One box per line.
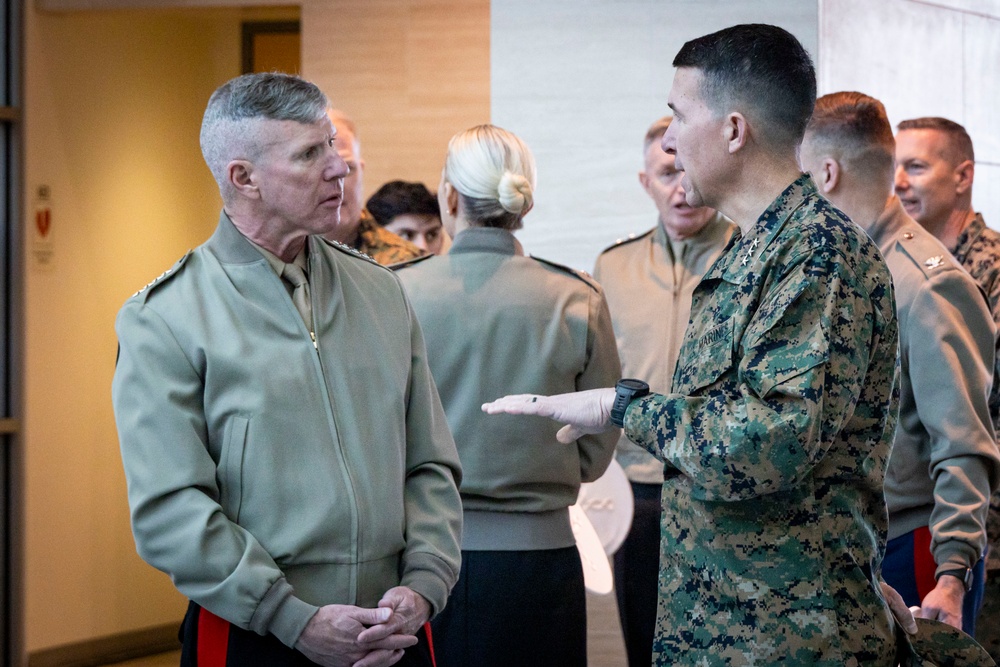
661, 128, 677, 156
328, 151, 349, 179
893, 165, 908, 191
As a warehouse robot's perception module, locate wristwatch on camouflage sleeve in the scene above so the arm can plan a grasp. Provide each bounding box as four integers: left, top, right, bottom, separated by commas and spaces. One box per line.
936, 566, 974, 592
610, 379, 650, 427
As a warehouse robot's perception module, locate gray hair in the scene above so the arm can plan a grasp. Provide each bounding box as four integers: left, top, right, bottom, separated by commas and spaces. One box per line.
443, 124, 536, 231
200, 73, 330, 200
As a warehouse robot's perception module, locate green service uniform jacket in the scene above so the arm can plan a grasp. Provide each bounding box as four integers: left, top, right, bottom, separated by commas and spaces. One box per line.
112, 212, 463, 648
396, 227, 621, 550
624, 176, 900, 665
874, 198, 998, 575
594, 214, 736, 484
951, 213, 1000, 572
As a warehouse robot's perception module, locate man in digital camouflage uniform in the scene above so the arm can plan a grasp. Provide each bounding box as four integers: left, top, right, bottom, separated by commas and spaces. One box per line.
895, 117, 1000, 659
484, 24, 903, 665
801, 93, 998, 638
324, 109, 425, 265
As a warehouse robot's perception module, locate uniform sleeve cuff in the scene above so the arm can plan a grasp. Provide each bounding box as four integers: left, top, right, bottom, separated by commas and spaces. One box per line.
248, 577, 319, 648
933, 544, 977, 578
399, 551, 456, 617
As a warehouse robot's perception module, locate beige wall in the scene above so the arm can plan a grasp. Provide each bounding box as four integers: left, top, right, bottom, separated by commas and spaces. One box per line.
22, 3, 296, 654
302, 0, 490, 202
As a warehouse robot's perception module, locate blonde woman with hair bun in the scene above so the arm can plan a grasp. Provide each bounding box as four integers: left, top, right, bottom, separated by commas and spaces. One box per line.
394, 124, 622, 667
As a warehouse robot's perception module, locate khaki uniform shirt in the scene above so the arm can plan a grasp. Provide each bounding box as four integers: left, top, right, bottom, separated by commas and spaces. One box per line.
594, 214, 735, 484
874, 198, 998, 574
623, 176, 899, 665
397, 227, 621, 550
951, 213, 1000, 570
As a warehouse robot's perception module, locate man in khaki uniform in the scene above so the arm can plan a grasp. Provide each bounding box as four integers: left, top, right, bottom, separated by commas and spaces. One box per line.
801, 92, 998, 637
895, 117, 1000, 654
324, 110, 425, 265
593, 116, 734, 667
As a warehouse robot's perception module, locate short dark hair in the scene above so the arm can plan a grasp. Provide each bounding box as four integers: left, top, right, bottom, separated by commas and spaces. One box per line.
366, 180, 440, 227
673, 23, 816, 151
806, 92, 895, 180
897, 116, 975, 164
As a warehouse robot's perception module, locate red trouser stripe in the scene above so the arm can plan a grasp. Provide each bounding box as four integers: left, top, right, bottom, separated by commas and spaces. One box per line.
423, 622, 437, 667
913, 525, 937, 601
197, 608, 230, 667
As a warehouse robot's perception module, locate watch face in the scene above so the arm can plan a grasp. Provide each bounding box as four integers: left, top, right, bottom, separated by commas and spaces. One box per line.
619, 378, 648, 392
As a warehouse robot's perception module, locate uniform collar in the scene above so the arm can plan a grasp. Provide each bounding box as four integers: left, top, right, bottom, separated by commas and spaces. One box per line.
866, 196, 912, 249
711, 174, 815, 284
449, 227, 524, 256
952, 211, 987, 256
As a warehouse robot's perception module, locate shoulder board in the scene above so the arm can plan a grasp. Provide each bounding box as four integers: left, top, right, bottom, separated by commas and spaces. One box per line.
389, 253, 435, 271
896, 229, 954, 279
131, 251, 191, 300
598, 228, 655, 255
529, 255, 601, 291
318, 237, 385, 267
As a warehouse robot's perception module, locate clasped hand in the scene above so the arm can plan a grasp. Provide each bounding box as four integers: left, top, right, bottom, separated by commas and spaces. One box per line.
295, 586, 431, 667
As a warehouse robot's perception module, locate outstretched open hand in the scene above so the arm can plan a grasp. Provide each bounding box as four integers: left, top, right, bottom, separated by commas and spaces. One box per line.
482, 388, 617, 443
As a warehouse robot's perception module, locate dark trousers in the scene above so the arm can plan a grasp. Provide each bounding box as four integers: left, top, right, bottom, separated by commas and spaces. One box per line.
613, 482, 661, 667
179, 601, 435, 667
431, 547, 587, 667
882, 525, 985, 636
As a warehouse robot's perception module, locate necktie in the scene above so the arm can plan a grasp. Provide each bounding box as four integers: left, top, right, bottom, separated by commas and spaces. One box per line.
281, 261, 313, 333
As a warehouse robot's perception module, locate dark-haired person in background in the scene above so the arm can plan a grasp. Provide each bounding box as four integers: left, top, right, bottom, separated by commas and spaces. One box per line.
367, 180, 449, 255
484, 24, 905, 664
896, 116, 1000, 658
801, 92, 997, 637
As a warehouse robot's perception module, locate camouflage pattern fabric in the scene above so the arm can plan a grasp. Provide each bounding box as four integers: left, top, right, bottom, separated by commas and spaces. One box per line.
623, 176, 900, 665
355, 210, 425, 266
899, 617, 997, 666
952, 214, 1000, 571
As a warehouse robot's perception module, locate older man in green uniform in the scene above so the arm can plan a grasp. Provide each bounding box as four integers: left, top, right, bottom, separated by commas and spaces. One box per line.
112, 73, 462, 667
593, 115, 734, 667
485, 24, 902, 664
800, 92, 998, 638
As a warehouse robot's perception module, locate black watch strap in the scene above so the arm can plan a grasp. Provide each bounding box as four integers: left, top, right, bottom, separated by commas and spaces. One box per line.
610, 379, 650, 427
937, 567, 974, 592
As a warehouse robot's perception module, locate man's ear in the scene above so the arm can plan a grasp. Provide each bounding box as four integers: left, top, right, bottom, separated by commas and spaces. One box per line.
816, 158, 841, 194
638, 170, 652, 195
724, 112, 749, 154
954, 159, 974, 196
227, 160, 260, 199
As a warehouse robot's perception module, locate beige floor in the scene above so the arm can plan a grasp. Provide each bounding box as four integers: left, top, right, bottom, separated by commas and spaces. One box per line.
101, 590, 628, 667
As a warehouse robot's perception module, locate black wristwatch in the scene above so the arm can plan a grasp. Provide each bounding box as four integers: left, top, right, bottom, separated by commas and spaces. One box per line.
610, 379, 650, 427
937, 566, 974, 592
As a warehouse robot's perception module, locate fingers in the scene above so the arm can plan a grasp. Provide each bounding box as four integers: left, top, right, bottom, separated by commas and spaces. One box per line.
880, 581, 917, 635
358, 626, 417, 651
482, 394, 545, 415
556, 423, 586, 444
352, 648, 406, 667
352, 606, 392, 626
